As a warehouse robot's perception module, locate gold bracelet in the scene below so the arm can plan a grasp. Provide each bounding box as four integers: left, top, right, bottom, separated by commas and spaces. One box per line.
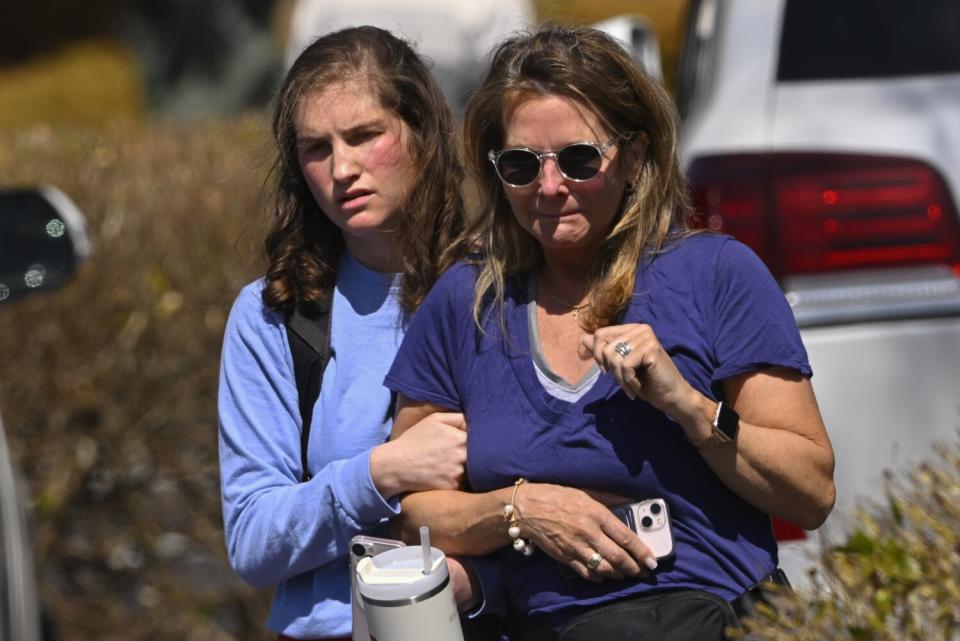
502, 478, 535, 556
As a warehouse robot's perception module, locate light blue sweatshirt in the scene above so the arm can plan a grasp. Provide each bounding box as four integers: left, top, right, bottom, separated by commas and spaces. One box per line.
218, 252, 404, 638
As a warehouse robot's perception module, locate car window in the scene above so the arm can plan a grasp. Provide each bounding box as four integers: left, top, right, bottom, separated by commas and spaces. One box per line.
777, 0, 960, 81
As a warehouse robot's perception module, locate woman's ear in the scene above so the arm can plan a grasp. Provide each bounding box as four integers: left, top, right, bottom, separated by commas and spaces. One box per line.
630, 131, 650, 160
621, 131, 650, 185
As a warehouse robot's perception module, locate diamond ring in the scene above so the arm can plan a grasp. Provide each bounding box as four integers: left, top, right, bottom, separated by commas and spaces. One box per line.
614, 342, 632, 358
586, 551, 603, 570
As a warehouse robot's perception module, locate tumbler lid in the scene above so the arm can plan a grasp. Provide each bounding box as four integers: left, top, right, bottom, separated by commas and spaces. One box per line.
356, 546, 448, 603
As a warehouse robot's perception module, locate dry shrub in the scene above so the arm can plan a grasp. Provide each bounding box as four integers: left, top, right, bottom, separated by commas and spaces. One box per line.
735, 435, 960, 641
0, 116, 276, 640
0, 39, 144, 128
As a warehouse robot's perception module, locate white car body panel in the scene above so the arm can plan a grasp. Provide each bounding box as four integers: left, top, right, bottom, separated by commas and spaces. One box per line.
771, 76, 960, 193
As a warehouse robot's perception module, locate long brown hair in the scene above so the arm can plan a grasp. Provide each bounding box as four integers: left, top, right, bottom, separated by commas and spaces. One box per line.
462, 24, 693, 330
263, 26, 464, 313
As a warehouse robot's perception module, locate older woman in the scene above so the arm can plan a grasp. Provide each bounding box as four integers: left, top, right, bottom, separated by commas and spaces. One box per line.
384, 25, 836, 641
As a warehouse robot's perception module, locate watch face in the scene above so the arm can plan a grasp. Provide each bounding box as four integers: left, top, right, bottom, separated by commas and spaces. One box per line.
717, 402, 740, 440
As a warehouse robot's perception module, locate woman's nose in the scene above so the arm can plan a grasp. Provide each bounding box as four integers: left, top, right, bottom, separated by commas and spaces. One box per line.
538, 157, 566, 195
331, 144, 361, 182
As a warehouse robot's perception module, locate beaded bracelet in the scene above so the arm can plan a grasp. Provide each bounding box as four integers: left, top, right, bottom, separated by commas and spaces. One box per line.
503, 478, 535, 556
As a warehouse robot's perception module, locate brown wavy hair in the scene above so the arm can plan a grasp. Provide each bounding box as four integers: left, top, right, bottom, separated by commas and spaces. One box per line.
462, 24, 694, 330
262, 26, 465, 314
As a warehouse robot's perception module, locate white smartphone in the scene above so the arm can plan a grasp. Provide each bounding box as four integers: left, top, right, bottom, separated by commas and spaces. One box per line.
611, 498, 675, 560
349, 535, 405, 641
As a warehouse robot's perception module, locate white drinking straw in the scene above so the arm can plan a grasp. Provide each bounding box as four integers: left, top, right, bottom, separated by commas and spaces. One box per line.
420, 526, 432, 575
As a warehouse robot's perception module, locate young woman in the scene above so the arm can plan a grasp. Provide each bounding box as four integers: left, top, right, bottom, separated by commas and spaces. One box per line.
386, 25, 835, 640
218, 27, 470, 640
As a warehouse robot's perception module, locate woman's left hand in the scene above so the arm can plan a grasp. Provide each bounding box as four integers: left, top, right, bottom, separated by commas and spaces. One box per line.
447, 556, 479, 612
580, 324, 695, 422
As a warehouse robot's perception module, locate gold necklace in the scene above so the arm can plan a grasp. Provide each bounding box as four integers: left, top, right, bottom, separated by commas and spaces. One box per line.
539, 277, 589, 322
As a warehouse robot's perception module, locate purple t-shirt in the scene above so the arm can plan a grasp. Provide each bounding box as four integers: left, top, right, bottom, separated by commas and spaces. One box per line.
384, 234, 811, 625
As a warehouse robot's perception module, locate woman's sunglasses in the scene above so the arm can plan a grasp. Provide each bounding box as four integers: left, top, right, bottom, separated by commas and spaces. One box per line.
487, 139, 619, 188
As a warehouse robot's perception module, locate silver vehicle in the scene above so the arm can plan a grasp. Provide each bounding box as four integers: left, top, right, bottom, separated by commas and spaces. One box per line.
0, 187, 91, 640
657, 0, 960, 583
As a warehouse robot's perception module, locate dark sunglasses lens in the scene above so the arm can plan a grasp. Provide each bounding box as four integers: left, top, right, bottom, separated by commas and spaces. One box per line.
497, 149, 540, 186
558, 144, 603, 180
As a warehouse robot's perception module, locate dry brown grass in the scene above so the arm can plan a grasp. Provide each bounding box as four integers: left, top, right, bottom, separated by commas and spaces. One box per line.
0, 116, 275, 641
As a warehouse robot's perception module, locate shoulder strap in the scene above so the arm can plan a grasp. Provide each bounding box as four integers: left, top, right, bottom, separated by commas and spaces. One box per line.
285, 297, 333, 482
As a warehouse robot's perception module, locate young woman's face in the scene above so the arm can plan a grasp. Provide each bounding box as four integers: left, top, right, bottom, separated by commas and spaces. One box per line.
498, 93, 631, 266
296, 79, 415, 269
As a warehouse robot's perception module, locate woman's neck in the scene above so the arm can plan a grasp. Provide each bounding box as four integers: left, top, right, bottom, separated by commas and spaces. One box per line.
343, 236, 400, 274
538, 259, 592, 308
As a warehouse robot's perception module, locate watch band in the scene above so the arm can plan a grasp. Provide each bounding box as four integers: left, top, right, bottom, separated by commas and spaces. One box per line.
689, 431, 730, 449
688, 401, 740, 449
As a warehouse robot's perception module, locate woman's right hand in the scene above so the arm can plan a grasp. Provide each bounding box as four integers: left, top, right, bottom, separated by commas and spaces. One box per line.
517, 483, 659, 581
370, 412, 467, 499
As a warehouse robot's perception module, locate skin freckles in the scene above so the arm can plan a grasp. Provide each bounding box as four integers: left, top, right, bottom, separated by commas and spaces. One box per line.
295, 79, 415, 270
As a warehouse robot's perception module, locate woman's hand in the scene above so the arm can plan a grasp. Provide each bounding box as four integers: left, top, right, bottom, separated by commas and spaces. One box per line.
580, 324, 700, 427
370, 412, 467, 499
516, 483, 659, 582
447, 556, 479, 611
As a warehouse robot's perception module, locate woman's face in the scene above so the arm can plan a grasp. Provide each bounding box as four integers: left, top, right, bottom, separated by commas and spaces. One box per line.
296, 79, 415, 269
499, 93, 631, 266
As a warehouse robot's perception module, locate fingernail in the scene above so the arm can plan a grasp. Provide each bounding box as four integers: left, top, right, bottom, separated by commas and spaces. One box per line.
625, 390, 636, 401
645, 557, 658, 571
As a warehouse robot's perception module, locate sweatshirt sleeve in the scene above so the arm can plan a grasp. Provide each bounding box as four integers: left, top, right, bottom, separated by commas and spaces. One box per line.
217, 284, 398, 589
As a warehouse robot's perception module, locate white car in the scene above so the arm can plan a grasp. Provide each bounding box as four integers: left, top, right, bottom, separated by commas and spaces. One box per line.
668, 0, 960, 585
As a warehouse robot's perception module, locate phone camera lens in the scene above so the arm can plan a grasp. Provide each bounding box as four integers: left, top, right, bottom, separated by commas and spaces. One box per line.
641, 516, 654, 528
650, 502, 662, 515
351, 543, 366, 557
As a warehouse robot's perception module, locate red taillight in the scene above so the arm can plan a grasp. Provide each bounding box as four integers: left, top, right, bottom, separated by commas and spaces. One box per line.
771, 517, 807, 542
688, 153, 960, 279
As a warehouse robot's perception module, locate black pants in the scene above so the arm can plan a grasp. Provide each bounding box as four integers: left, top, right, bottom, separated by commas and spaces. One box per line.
462, 614, 507, 641
464, 569, 789, 641
523, 590, 738, 641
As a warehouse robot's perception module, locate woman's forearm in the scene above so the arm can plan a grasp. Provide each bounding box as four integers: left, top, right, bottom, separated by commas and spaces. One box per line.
697, 417, 836, 529
674, 373, 836, 530
394, 488, 512, 555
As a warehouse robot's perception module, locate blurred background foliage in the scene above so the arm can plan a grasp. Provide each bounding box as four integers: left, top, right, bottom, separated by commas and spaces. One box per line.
736, 437, 960, 641
0, 119, 272, 639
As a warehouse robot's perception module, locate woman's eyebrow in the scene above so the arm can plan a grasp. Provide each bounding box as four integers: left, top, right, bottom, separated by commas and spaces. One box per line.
296, 119, 385, 143
341, 119, 385, 135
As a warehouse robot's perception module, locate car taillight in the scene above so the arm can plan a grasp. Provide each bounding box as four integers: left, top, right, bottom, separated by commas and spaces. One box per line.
771, 517, 806, 542
688, 153, 960, 279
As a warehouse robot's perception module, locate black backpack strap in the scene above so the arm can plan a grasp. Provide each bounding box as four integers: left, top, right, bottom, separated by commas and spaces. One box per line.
285, 297, 333, 482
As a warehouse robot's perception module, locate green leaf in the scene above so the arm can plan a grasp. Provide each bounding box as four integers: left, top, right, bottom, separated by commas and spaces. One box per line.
887, 493, 905, 527
837, 530, 877, 556
874, 589, 893, 618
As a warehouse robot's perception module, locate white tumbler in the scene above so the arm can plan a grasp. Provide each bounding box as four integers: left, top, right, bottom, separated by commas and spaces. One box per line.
354, 529, 464, 641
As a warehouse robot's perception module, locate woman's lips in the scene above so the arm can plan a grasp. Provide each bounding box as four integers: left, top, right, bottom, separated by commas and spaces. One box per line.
535, 210, 581, 218
338, 190, 373, 210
